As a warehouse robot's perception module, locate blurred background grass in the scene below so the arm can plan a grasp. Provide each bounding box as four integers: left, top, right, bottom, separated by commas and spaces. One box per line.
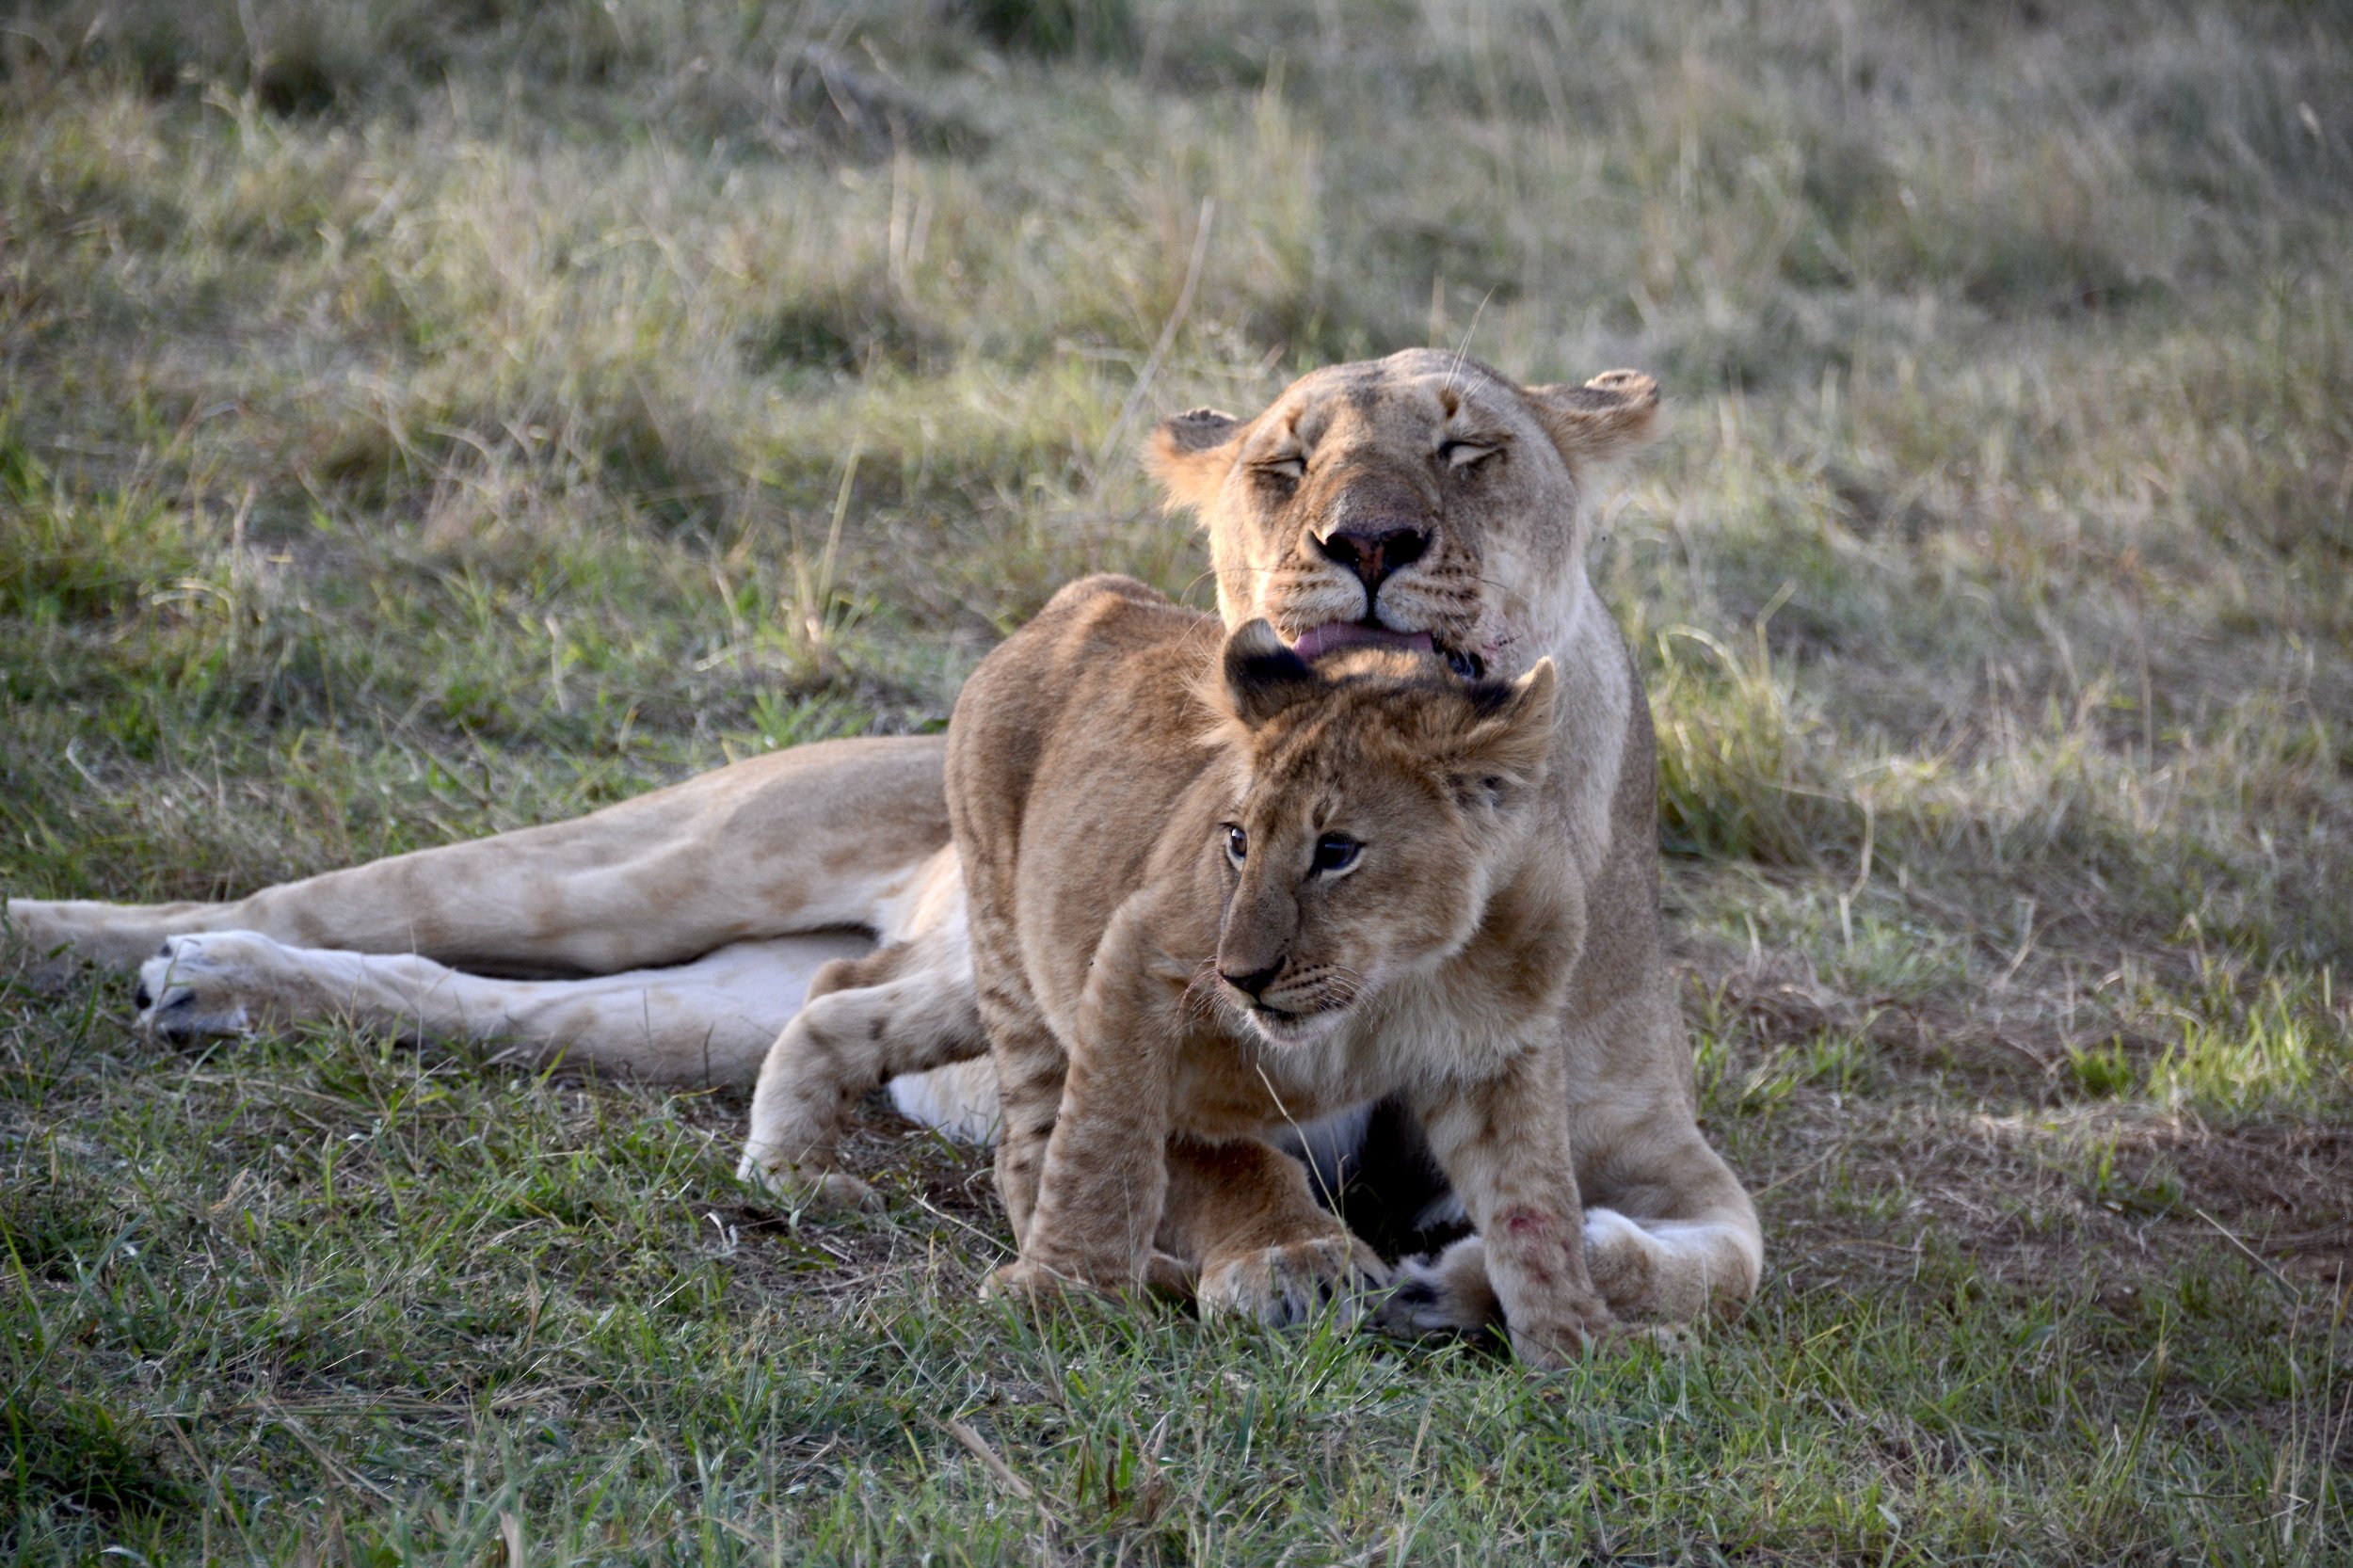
2, 1, 2349, 1560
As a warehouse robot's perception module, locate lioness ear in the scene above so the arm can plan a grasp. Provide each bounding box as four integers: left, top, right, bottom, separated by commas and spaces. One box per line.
1455, 658, 1558, 801
1219, 619, 1319, 728
1521, 371, 1661, 466
1146, 407, 1242, 516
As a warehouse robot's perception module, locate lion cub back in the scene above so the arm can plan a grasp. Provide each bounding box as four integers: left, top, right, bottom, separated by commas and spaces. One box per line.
944, 572, 1224, 894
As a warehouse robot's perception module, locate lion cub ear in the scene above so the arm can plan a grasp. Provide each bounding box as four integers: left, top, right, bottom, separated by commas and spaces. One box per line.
1146, 407, 1243, 515
1520, 371, 1661, 466
1455, 658, 1558, 802
1217, 619, 1319, 729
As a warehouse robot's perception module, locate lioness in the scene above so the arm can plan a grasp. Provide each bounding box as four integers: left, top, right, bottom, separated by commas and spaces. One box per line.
957, 575, 1640, 1361
5, 349, 1760, 1333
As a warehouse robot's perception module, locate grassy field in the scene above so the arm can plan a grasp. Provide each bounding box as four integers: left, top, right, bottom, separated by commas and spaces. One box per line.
3, 0, 2350, 1560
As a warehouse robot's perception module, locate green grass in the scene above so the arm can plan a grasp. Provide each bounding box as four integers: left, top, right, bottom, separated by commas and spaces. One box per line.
3, 0, 2351, 1560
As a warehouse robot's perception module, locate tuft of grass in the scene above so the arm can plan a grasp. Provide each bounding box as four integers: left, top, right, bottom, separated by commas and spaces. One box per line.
1, 1392, 189, 1532
2066, 1038, 2138, 1101
2155, 974, 2352, 1120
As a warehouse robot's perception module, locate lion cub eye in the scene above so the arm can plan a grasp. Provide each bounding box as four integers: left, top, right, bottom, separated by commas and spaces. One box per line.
1254, 454, 1305, 485
1437, 440, 1497, 471
1225, 824, 1249, 864
1310, 833, 1361, 874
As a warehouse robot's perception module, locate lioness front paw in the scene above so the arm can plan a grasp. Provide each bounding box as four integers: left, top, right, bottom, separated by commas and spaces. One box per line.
1197, 1232, 1390, 1329
136, 933, 286, 1040
735, 1154, 881, 1215
1371, 1236, 1499, 1339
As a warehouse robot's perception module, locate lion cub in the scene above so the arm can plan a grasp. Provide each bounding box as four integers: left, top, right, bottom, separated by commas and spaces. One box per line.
952, 574, 1619, 1362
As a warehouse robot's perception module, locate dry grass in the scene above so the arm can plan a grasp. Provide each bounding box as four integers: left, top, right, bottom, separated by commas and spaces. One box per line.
3, 0, 2350, 1560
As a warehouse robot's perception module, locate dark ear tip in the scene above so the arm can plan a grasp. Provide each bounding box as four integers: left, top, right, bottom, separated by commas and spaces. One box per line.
1225, 619, 1314, 696
1583, 369, 1660, 407
1154, 407, 1242, 461
1463, 678, 1518, 717
1226, 618, 1288, 659
1464, 656, 1555, 716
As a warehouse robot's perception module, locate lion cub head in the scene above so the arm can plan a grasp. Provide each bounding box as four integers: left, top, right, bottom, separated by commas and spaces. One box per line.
1149, 349, 1658, 680
1201, 620, 1557, 1048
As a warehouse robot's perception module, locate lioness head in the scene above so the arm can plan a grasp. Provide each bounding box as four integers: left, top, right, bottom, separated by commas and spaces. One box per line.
1149, 349, 1658, 680
1201, 620, 1557, 1048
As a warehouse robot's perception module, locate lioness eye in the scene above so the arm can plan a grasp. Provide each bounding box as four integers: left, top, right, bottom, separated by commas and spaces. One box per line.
1438, 440, 1495, 470
1311, 833, 1361, 873
1225, 824, 1249, 863
1256, 454, 1305, 484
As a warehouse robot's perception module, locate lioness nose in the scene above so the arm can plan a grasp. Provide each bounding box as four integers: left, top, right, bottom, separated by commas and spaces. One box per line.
1219, 960, 1285, 1000
1315, 524, 1430, 598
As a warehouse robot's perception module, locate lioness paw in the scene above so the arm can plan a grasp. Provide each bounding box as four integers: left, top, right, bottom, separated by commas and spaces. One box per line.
1371, 1235, 1499, 1339
135, 932, 287, 1041
1198, 1233, 1389, 1329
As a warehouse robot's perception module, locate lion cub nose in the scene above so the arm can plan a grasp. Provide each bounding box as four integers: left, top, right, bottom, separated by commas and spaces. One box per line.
1219, 960, 1286, 1000
1315, 524, 1430, 597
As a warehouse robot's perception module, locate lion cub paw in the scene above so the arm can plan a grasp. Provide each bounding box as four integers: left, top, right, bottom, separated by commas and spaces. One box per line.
735, 1154, 882, 1215
981, 1256, 1137, 1310
136, 932, 285, 1041
1504, 1299, 1625, 1370
1198, 1232, 1390, 1329
1510, 1310, 1691, 1369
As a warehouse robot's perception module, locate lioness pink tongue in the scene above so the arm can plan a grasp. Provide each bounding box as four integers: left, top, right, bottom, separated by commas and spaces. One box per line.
1289, 623, 1435, 661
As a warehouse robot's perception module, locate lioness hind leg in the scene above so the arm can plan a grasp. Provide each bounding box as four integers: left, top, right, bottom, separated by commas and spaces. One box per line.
738, 934, 984, 1212
7, 733, 949, 977
137, 931, 544, 1046
884, 1057, 1001, 1145
134, 930, 867, 1086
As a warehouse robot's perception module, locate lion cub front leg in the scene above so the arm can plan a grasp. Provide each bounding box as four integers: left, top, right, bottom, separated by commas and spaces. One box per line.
1414, 1052, 1613, 1368
984, 905, 1178, 1303
979, 984, 1065, 1256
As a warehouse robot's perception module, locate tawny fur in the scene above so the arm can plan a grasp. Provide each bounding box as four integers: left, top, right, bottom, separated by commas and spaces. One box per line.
939, 578, 1650, 1365
5, 349, 1761, 1339
740, 352, 1759, 1338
